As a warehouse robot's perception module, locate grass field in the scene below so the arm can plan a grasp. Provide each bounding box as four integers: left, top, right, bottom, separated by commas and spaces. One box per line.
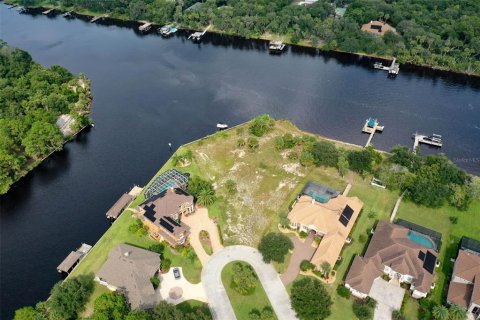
221, 261, 275, 319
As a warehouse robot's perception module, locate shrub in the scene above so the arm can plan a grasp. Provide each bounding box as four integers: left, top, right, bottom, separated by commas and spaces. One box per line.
231, 262, 257, 295
299, 231, 308, 238
291, 277, 332, 320
336, 285, 351, 299
236, 127, 244, 136
352, 299, 373, 320
149, 243, 165, 254
300, 260, 315, 272
249, 114, 274, 137
348, 150, 373, 175
248, 137, 259, 150
128, 218, 144, 234
188, 176, 216, 206
224, 179, 237, 195
258, 233, 293, 263
449, 216, 458, 224
392, 310, 405, 320
288, 151, 298, 160
91, 292, 129, 320
160, 258, 171, 272
237, 138, 245, 147
49, 274, 94, 319
311, 141, 339, 167
150, 276, 160, 289
300, 151, 314, 167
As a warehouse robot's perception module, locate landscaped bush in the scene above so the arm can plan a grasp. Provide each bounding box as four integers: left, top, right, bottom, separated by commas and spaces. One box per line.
248, 306, 276, 320
300, 260, 315, 272
188, 176, 216, 206
249, 114, 274, 137
150, 276, 160, 289
310, 141, 339, 168
291, 277, 332, 320
160, 258, 172, 272
358, 234, 367, 243
392, 310, 405, 320
149, 243, 165, 255
336, 285, 351, 299
299, 231, 308, 238
231, 262, 257, 295
258, 233, 293, 263
128, 218, 145, 235
300, 151, 314, 167
171, 150, 193, 167
352, 298, 376, 320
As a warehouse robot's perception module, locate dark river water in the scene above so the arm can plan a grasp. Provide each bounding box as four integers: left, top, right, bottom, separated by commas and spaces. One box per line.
1, 4, 480, 318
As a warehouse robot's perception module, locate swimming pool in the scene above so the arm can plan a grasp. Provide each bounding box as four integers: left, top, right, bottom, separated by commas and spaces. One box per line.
408, 231, 435, 249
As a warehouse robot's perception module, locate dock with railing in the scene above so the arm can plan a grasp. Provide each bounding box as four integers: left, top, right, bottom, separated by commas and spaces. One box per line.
373, 58, 400, 77
188, 25, 211, 42
412, 133, 442, 153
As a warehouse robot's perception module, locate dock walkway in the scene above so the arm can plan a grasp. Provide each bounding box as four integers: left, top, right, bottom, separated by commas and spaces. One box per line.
362, 118, 384, 147
188, 25, 211, 41
412, 133, 442, 154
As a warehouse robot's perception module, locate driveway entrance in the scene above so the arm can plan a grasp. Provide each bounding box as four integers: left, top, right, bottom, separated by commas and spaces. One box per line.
369, 278, 405, 320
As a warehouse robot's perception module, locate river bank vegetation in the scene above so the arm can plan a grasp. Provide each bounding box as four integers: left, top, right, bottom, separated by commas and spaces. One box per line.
12, 0, 480, 75
0, 41, 92, 194
13, 116, 479, 319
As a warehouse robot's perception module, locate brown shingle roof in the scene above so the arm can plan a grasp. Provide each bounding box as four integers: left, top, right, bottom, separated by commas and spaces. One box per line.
346, 221, 437, 295
448, 282, 473, 308
106, 193, 134, 219
57, 251, 82, 273
345, 256, 383, 294
452, 250, 480, 283
96, 244, 160, 309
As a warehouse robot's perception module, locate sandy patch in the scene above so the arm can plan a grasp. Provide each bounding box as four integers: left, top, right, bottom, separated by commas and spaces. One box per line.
282, 163, 305, 177
230, 149, 246, 158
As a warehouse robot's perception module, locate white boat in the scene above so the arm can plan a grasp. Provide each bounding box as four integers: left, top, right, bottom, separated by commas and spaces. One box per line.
269, 40, 286, 53
158, 25, 178, 37
217, 123, 228, 130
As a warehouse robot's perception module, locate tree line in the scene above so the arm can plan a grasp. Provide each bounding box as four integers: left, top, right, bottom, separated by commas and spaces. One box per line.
0, 41, 91, 194
16, 0, 480, 75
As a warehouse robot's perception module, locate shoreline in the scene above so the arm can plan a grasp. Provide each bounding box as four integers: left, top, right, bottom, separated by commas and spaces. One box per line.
7, 3, 480, 79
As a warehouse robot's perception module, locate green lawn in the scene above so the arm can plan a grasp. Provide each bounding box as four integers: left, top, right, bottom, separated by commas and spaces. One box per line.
80, 283, 110, 318
221, 261, 275, 319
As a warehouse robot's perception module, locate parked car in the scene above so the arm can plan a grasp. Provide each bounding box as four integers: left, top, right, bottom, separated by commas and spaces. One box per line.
173, 267, 181, 280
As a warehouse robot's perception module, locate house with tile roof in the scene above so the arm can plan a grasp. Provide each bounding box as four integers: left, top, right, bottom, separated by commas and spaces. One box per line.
135, 187, 194, 246
345, 220, 440, 299
95, 244, 161, 309
447, 237, 480, 319
287, 181, 363, 270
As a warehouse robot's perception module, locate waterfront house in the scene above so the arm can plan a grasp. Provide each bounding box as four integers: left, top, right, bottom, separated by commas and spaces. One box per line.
136, 187, 194, 246
447, 237, 480, 319
287, 182, 363, 270
95, 244, 160, 309
361, 20, 395, 36
345, 221, 440, 299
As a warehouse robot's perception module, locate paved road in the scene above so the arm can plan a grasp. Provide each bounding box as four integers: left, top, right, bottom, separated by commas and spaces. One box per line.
201, 245, 297, 320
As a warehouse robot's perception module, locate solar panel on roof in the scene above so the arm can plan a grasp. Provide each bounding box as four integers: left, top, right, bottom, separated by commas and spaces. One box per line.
423, 251, 436, 274
342, 206, 354, 220
159, 218, 174, 233
165, 216, 181, 227
418, 251, 426, 261
339, 215, 349, 227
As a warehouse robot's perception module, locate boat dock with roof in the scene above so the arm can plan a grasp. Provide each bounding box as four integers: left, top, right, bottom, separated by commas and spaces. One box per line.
362, 118, 384, 147
57, 243, 92, 274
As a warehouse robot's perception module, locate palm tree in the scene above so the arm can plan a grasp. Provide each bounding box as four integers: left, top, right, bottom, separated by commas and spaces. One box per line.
197, 188, 216, 206
449, 304, 467, 320
432, 305, 449, 320
320, 262, 331, 278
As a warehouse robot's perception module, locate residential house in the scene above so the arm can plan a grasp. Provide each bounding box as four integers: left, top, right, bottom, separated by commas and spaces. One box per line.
95, 244, 160, 309
136, 187, 194, 246
287, 182, 363, 270
447, 237, 480, 319
345, 220, 440, 299
361, 20, 395, 36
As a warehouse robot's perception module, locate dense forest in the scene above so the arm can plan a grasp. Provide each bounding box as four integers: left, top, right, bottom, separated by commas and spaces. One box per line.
15, 0, 480, 75
0, 41, 91, 194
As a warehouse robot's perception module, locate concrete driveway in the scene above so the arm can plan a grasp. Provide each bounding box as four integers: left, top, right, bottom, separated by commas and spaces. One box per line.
369, 278, 405, 320
183, 207, 223, 265
281, 233, 316, 285
158, 267, 207, 305
202, 245, 297, 320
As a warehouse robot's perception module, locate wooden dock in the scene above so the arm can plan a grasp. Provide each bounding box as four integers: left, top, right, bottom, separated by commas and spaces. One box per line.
412, 133, 442, 154
362, 118, 384, 147
373, 58, 400, 76
90, 14, 108, 23
188, 25, 211, 41
139, 22, 152, 32
42, 8, 54, 15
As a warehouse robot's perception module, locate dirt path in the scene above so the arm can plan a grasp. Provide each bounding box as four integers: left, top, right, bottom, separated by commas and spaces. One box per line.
183, 207, 223, 265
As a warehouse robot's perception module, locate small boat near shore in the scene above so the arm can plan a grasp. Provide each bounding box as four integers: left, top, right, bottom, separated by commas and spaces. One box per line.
269, 41, 286, 54
158, 25, 178, 37
217, 123, 228, 130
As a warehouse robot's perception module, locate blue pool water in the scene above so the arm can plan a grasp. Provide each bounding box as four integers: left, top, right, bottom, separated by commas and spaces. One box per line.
408, 231, 435, 249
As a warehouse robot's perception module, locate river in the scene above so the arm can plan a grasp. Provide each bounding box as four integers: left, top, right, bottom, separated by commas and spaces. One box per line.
1, 5, 479, 318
